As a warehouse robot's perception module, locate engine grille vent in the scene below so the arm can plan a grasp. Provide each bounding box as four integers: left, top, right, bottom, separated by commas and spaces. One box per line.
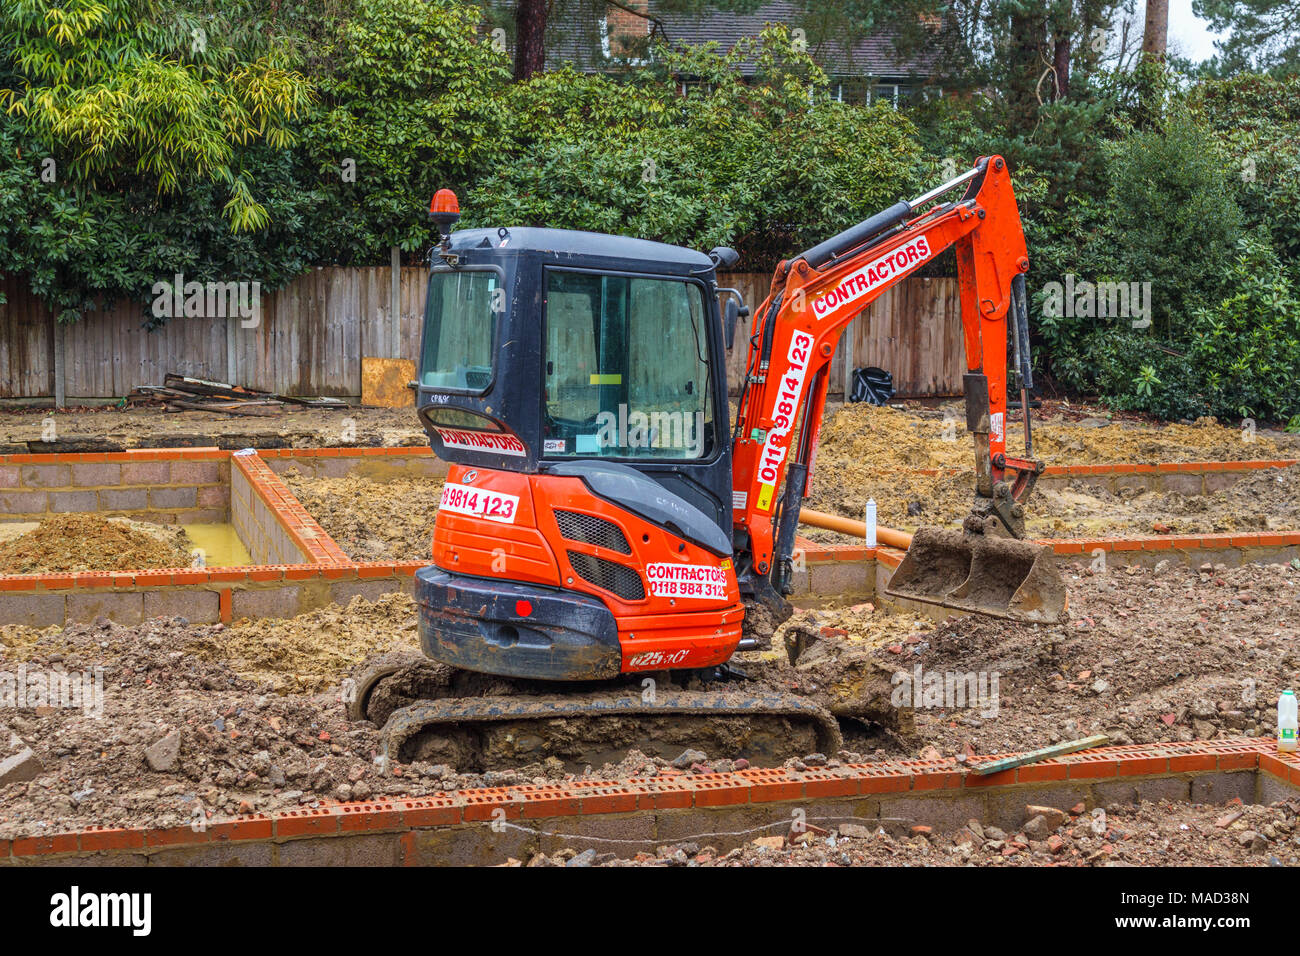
567, 551, 645, 601
554, 510, 631, 554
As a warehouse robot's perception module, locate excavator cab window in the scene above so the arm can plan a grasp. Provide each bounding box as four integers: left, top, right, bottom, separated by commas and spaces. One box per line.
543, 269, 714, 460
419, 268, 498, 393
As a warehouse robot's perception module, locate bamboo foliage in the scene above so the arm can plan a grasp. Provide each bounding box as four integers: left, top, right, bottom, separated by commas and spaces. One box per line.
0, 0, 311, 230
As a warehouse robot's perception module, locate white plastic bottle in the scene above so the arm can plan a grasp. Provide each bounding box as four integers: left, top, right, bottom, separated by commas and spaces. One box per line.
863, 498, 877, 547
1279, 690, 1298, 752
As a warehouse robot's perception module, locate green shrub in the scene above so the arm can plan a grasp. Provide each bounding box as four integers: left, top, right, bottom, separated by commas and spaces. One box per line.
1061, 328, 1208, 421
1186, 233, 1300, 422
1065, 233, 1300, 424
297, 0, 511, 260
1190, 74, 1300, 265
0, 0, 313, 320
1101, 109, 1245, 339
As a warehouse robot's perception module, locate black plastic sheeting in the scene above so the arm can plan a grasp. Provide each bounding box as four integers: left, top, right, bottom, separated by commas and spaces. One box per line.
849, 366, 895, 405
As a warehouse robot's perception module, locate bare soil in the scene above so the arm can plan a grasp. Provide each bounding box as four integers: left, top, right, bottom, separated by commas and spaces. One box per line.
281, 469, 443, 562
3, 400, 1299, 860
0, 405, 427, 453
5, 397, 1294, 461
816, 401, 1296, 473
0, 515, 194, 573
805, 463, 1300, 542
527, 798, 1300, 867
805, 402, 1300, 542
1, 560, 1297, 843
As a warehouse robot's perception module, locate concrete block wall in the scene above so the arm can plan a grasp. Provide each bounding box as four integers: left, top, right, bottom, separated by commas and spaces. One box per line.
1041, 458, 1299, 495
258, 446, 448, 481
0, 448, 230, 524
230, 452, 348, 566
0, 563, 424, 628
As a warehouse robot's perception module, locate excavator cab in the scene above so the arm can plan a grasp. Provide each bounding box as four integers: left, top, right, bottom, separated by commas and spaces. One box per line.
415, 226, 736, 535
412, 212, 755, 683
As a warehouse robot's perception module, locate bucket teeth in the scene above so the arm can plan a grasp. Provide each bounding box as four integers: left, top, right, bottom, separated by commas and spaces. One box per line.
884, 527, 1068, 624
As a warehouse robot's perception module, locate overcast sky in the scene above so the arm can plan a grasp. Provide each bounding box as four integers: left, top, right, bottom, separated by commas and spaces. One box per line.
1167, 0, 1229, 61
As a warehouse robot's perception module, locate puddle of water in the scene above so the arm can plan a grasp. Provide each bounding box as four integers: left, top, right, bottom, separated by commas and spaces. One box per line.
183, 523, 252, 568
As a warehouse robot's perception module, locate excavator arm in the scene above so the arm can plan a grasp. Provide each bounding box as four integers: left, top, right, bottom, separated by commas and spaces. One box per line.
730, 156, 1065, 624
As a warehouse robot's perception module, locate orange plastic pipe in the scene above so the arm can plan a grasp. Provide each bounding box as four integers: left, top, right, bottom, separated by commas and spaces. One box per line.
798, 508, 913, 550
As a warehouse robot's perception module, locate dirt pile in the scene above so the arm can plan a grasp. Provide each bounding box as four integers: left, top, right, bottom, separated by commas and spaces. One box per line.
817, 402, 1287, 472
194, 592, 420, 694
0, 514, 194, 573
282, 470, 443, 561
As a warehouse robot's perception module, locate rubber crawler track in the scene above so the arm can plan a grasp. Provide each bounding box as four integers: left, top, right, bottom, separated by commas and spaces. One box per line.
383, 690, 843, 764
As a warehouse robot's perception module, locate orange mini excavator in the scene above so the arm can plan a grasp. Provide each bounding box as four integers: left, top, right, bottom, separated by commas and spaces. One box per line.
347, 157, 1067, 768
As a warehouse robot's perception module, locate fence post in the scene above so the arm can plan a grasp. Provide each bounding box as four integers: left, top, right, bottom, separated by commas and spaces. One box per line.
226, 315, 236, 385
53, 316, 65, 409
390, 246, 401, 359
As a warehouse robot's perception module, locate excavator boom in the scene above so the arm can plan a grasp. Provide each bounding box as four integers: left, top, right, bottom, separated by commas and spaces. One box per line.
730, 156, 1066, 623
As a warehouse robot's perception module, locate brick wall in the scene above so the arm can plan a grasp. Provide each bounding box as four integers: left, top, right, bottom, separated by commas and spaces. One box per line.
606, 0, 649, 57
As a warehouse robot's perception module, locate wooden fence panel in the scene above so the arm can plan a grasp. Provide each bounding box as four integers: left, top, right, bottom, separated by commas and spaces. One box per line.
720, 274, 964, 399
0, 268, 963, 401
0, 276, 54, 399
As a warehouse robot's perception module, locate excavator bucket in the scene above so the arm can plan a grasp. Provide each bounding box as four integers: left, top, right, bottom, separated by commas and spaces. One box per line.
885, 528, 1067, 623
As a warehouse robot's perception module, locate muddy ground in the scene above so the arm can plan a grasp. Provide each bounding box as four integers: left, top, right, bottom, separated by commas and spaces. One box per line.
0, 405, 427, 453
804, 403, 1300, 541
0, 515, 195, 573
816, 401, 1297, 472
2, 399, 1299, 863
281, 470, 443, 562
1, 559, 1297, 849
3, 397, 1295, 462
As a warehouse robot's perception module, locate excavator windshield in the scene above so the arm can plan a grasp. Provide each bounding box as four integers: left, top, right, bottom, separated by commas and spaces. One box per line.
542, 269, 715, 460
419, 268, 499, 392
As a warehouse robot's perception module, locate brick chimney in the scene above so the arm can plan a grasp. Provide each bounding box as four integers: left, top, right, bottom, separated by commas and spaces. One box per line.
607, 1, 650, 58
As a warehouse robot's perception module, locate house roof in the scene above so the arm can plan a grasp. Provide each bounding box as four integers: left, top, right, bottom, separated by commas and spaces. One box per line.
540, 0, 942, 80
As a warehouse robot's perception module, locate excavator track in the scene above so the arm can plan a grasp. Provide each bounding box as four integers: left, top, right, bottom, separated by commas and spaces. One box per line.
347, 653, 842, 771
382, 690, 842, 771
